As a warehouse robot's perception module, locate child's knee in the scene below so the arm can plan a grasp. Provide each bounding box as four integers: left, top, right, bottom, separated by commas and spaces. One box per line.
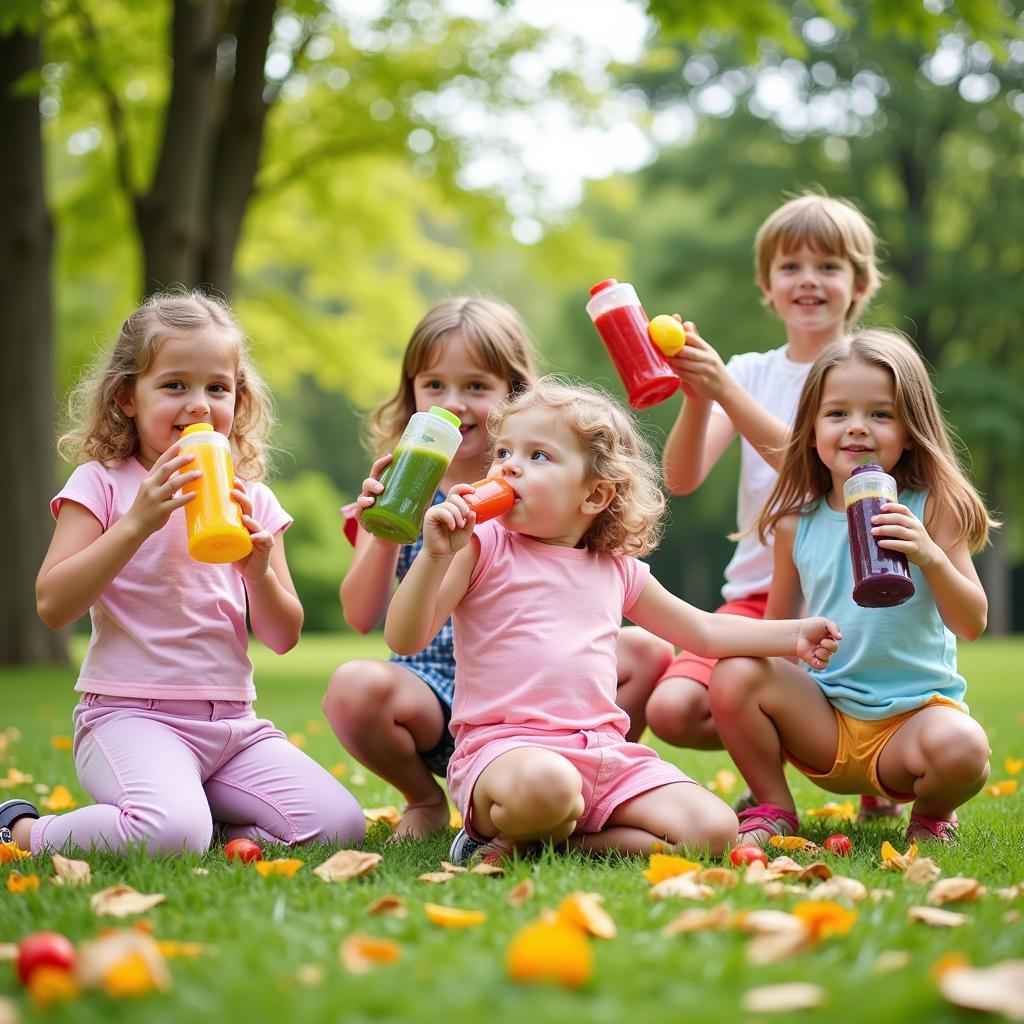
505, 756, 583, 823
323, 660, 392, 723
308, 786, 367, 846
647, 679, 709, 737
678, 797, 738, 858
924, 720, 991, 786
708, 657, 764, 714
131, 809, 213, 856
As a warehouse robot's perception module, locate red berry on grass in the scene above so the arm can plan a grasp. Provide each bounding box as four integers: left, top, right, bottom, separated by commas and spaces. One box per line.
16, 932, 76, 986
224, 838, 263, 863
823, 833, 853, 856
729, 844, 768, 867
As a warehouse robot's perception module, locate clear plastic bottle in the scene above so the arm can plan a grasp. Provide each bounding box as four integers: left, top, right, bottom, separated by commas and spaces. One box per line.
360, 406, 464, 544
586, 279, 680, 409
179, 424, 253, 563
843, 463, 915, 608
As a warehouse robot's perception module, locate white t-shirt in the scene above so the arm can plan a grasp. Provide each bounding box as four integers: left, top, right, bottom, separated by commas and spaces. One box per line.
710, 345, 812, 600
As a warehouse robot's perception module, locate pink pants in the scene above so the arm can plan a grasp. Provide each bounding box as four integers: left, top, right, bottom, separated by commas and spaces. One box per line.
30, 695, 365, 857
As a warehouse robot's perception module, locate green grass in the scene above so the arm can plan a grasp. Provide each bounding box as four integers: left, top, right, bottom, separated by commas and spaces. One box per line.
2, 634, 1023, 1023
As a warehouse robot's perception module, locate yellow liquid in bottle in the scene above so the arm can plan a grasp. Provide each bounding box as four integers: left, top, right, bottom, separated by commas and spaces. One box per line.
180, 432, 253, 564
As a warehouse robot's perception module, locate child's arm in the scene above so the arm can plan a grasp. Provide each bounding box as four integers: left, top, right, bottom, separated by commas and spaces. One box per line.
339, 455, 402, 633
875, 498, 988, 641
627, 575, 840, 670
763, 515, 804, 620
385, 490, 478, 656
36, 448, 201, 630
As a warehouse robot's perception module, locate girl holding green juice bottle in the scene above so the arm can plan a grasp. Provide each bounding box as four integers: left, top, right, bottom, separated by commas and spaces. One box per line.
323, 297, 674, 838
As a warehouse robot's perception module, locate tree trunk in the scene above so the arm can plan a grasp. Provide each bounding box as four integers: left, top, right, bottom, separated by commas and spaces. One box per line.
0, 28, 66, 665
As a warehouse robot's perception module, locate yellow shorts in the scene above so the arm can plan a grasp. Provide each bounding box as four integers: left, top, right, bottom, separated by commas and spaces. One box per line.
783, 696, 965, 803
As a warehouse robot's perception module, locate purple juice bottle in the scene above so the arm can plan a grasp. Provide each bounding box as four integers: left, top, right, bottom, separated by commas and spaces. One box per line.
843, 464, 915, 608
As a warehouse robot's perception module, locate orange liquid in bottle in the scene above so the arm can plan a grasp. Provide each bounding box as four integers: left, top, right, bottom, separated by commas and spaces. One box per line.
180, 425, 253, 564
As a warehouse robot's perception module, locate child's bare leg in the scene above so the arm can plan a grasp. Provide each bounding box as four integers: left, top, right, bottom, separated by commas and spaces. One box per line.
646, 676, 723, 750
571, 782, 737, 857
471, 747, 584, 850
876, 706, 990, 820
710, 656, 838, 812
323, 660, 449, 838
615, 627, 674, 742
11, 818, 33, 850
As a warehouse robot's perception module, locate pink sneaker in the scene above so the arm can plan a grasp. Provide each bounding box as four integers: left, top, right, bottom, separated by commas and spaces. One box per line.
905, 811, 959, 844
858, 794, 904, 821
736, 804, 800, 847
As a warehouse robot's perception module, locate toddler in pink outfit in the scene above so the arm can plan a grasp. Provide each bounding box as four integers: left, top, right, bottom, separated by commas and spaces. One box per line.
1, 292, 364, 859
385, 377, 841, 862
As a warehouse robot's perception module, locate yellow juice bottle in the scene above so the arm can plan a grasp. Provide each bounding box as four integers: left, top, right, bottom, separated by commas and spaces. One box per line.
179, 424, 253, 564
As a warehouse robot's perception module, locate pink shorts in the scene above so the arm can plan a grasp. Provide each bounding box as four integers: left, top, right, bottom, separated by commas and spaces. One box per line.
448, 726, 695, 842
658, 592, 769, 688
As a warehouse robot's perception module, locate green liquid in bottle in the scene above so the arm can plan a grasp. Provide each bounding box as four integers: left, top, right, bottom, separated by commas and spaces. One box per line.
359, 445, 451, 544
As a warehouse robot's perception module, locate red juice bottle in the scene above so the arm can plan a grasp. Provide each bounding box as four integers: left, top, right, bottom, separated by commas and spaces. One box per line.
843, 464, 915, 608
586, 279, 680, 409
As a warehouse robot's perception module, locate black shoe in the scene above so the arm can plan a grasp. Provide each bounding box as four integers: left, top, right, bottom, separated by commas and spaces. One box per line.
0, 798, 39, 846
448, 828, 486, 866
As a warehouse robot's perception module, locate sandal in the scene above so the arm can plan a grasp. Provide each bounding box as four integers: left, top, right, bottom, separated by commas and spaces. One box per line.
0, 798, 39, 847
905, 811, 958, 844
736, 804, 799, 847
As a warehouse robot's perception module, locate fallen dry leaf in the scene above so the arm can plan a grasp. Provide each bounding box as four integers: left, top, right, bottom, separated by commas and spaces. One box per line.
51, 853, 91, 887
252, 859, 303, 878
742, 982, 825, 1013
986, 779, 1019, 797
90, 885, 166, 917
27, 967, 80, 1011
363, 806, 402, 828
805, 800, 857, 823
506, 918, 592, 989
648, 876, 715, 901
872, 950, 911, 974
798, 862, 833, 883
76, 929, 171, 995
313, 849, 381, 883
768, 835, 820, 853
881, 840, 919, 871
366, 894, 407, 918
905, 858, 942, 885
339, 933, 402, 974
424, 902, 486, 928
418, 871, 457, 884
0, 945, 17, 962
908, 906, 969, 928
557, 892, 616, 939
807, 876, 868, 903
939, 960, 1024, 1020
761, 855, 805, 876
0, 996, 18, 1024
469, 861, 504, 877
1004, 910, 1021, 924
662, 904, 733, 937
439, 861, 467, 874
928, 877, 986, 906
995, 883, 1023, 901
792, 900, 858, 941
642, 853, 700, 884
506, 879, 535, 907
696, 868, 738, 888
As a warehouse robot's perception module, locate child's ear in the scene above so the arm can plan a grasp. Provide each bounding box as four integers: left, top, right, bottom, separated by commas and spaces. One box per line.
581, 481, 615, 518
115, 383, 136, 419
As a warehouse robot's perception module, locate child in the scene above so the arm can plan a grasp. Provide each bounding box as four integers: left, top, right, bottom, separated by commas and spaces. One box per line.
709, 330, 995, 845
385, 378, 842, 862
324, 299, 671, 838
2, 292, 365, 858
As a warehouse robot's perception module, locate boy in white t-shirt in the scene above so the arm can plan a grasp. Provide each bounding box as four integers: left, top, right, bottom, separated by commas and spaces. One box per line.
647, 193, 892, 818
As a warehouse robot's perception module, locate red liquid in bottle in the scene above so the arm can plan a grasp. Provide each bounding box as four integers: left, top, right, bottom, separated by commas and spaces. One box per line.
587, 280, 679, 409
844, 465, 915, 608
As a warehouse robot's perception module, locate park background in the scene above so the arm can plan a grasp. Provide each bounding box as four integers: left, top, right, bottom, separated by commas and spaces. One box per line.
2, 0, 1023, 658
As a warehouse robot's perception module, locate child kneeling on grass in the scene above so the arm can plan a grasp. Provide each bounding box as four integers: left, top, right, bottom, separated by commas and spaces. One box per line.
385, 377, 841, 863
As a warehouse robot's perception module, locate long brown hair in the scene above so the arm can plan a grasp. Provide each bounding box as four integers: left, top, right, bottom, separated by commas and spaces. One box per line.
366, 296, 537, 455
58, 291, 274, 479
757, 329, 996, 552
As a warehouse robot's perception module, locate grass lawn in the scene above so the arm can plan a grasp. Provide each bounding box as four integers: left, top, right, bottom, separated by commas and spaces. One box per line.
2, 633, 1022, 1023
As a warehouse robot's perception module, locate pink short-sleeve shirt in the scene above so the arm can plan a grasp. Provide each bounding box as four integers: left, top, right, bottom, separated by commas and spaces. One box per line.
52, 458, 292, 701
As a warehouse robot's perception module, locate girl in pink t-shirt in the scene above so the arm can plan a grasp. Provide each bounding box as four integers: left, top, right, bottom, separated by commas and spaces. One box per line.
1, 292, 364, 859
385, 378, 841, 863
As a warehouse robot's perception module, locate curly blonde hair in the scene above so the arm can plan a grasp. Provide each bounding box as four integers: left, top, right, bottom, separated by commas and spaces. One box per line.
58, 291, 274, 480
491, 377, 665, 557
757, 328, 997, 552
367, 296, 537, 456
755, 191, 882, 325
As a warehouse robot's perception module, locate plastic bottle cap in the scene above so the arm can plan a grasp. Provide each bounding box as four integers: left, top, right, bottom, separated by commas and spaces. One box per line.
181, 423, 214, 436
589, 278, 619, 297
428, 406, 462, 429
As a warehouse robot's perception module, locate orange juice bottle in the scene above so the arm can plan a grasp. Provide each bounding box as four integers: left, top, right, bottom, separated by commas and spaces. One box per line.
179, 424, 253, 563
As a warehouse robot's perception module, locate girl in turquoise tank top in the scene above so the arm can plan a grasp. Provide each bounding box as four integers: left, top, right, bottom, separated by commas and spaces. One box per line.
709, 329, 998, 847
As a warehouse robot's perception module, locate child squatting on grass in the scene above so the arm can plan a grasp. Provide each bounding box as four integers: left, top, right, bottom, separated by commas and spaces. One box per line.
0, 292, 365, 857
323, 298, 672, 839
385, 377, 843, 864
709, 329, 996, 847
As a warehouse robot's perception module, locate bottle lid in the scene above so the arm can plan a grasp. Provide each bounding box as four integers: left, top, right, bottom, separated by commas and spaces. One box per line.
851, 462, 883, 475
181, 424, 214, 436
589, 278, 619, 297
428, 406, 462, 429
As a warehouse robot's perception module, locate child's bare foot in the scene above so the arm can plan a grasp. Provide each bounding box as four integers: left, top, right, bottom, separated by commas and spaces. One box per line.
390, 799, 450, 840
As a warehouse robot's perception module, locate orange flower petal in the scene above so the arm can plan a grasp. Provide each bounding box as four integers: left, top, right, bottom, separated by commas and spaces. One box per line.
339, 933, 402, 974
557, 892, 616, 939
423, 903, 486, 928
0, 841, 31, 863
986, 779, 1018, 797
642, 853, 701, 884
792, 900, 858, 941
7, 871, 40, 894
50, 735, 73, 751
1004, 756, 1024, 776
41, 785, 78, 811
252, 858, 304, 878
805, 801, 857, 823
506, 918, 593, 989
28, 966, 81, 1010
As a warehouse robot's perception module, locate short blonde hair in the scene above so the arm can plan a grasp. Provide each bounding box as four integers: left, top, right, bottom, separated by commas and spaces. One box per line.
491, 377, 665, 557
755, 192, 882, 324
58, 291, 274, 480
368, 296, 538, 456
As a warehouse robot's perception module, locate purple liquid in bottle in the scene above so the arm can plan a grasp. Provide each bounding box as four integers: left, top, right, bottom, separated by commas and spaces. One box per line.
843, 464, 915, 608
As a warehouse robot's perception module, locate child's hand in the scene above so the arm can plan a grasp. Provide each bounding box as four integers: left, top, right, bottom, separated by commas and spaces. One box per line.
355, 454, 394, 515
796, 617, 842, 670
874, 502, 941, 567
232, 480, 274, 580
421, 484, 476, 558
125, 444, 202, 537
665, 322, 728, 402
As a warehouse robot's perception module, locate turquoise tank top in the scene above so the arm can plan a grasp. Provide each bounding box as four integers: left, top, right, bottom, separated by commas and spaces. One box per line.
793, 489, 967, 720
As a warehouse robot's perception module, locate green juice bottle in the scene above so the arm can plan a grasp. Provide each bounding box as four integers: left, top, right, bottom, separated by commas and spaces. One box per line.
359, 406, 463, 544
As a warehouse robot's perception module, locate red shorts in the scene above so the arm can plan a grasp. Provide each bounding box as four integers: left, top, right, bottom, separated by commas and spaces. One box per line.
657, 592, 769, 689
